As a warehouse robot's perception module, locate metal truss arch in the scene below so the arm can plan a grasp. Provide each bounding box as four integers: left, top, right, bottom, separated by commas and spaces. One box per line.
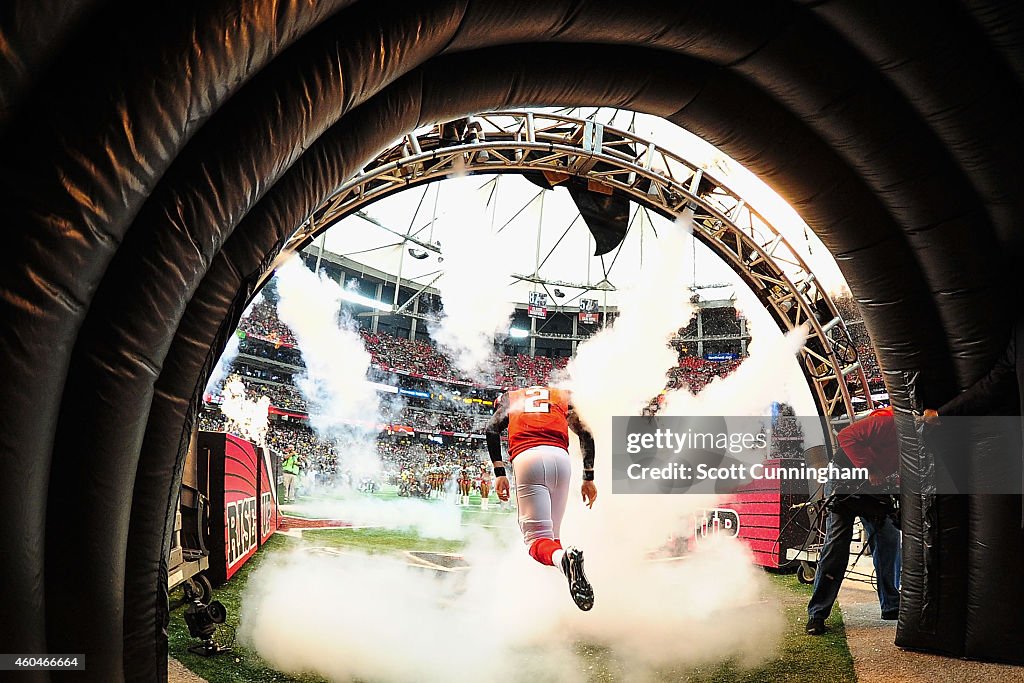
273, 111, 873, 422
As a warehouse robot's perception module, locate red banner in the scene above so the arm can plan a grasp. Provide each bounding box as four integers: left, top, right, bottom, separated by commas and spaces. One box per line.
197, 432, 280, 585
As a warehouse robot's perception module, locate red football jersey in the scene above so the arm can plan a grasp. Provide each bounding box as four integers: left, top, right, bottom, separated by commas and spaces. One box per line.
505, 386, 571, 459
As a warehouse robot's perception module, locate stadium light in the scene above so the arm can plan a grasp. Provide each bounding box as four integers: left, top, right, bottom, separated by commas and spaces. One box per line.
509, 328, 529, 338
339, 290, 392, 312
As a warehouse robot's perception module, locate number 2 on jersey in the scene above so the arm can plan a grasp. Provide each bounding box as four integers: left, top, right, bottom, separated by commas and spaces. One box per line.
524, 387, 550, 413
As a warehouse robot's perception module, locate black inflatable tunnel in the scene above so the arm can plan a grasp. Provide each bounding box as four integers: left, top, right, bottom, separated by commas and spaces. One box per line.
2, 1, 1024, 680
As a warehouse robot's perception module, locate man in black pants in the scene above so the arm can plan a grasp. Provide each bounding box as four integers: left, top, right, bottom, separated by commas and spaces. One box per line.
806, 407, 901, 635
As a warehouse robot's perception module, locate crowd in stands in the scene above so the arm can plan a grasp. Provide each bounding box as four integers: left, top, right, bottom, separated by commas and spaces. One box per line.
216, 323, 747, 432
206, 376, 486, 433
206, 378, 305, 412
212, 351, 740, 426
402, 407, 482, 433
197, 410, 225, 433
833, 293, 884, 391
237, 293, 753, 394
199, 404, 486, 490
240, 286, 884, 391
359, 328, 572, 389
243, 381, 306, 412
198, 407, 339, 467
267, 420, 339, 473
360, 329, 454, 378
238, 336, 304, 365
771, 404, 805, 458
832, 293, 860, 327
701, 307, 743, 337
239, 298, 298, 347
667, 355, 741, 393
494, 353, 569, 388
856, 343, 883, 387
240, 297, 573, 387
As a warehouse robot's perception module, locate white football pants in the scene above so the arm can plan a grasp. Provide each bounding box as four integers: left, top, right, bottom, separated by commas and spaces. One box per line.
512, 445, 572, 544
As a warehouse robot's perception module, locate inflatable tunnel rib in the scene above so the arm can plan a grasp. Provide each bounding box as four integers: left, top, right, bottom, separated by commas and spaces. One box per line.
1, 1, 1023, 679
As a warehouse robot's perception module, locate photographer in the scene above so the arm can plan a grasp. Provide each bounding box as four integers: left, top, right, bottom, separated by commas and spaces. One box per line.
281, 448, 300, 504
806, 406, 901, 635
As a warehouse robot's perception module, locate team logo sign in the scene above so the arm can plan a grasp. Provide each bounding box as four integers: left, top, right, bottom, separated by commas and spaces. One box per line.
693, 508, 740, 540
227, 496, 259, 567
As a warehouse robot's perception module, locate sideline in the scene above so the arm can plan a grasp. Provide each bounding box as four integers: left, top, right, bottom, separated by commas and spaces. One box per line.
839, 563, 1024, 682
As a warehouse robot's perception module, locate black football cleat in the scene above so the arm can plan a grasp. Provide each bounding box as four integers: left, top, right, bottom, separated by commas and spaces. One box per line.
805, 617, 827, 635
561, 547, 594, 611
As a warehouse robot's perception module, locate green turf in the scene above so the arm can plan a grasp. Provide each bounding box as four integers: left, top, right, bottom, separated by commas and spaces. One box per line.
279, 487, 514, 520
171, 514, 855, 682
168, 534, 328, 683
299, 527, 465, 554
670, 573, 856, 683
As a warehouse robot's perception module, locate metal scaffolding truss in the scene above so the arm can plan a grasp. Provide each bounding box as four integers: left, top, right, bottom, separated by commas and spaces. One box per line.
273, 110, 873, 421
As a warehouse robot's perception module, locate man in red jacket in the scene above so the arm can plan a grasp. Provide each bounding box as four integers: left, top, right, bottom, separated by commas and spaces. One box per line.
806, 407, 901, 635
838, 406, 900, 486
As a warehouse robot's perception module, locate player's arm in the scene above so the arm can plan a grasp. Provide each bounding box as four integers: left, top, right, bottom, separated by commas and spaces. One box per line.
567, 403, 597, 508
484, 394, 509, 474
567, 404, 595, 479
485, 395, 511, 500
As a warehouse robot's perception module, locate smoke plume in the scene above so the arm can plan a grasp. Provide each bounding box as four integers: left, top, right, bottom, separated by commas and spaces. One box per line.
205, 291, 263, 395
240, 529, 781, 683
279, 494, 464, 540
218, 375, 271, 446
240, 214, 799, 681
428, 186, 515, 381
274, 256, 385, 477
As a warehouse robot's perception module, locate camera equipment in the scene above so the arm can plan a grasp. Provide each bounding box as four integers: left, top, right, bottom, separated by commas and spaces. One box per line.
184, 599, 231, 657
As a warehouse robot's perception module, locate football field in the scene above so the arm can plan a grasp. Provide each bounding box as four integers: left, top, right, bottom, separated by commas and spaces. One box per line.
169, 488, 855, 683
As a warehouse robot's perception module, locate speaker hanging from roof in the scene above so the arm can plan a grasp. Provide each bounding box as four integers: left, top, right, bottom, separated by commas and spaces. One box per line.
523, 172, 629, 256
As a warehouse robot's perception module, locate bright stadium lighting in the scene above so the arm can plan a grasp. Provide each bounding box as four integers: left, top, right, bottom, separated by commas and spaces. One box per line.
509, 328, 529, 338
339, 290, 392, 312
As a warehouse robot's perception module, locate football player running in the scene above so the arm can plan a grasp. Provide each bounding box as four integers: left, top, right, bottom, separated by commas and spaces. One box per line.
484, 385, 598, 611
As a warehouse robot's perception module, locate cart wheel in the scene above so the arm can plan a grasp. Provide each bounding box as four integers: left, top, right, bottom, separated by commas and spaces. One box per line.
798, 561, 817, 584
193, 573, 213, 605
181, 581, 199, 602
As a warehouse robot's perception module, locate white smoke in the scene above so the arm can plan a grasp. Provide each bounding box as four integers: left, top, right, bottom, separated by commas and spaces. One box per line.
241, 214, 794, 681
554, 212, 795, 669
240, 529, 781, 683
428, 186, 515, 381
274, 256, 384, 478
205, 291, 264, 395
560, 212, 697, 420
280, 494, 464, 540
727, 283, 819, 416
204, 332, 240, 396
239, 534, 574, 683
659, 324, 809, 417
219, 375, 271, 446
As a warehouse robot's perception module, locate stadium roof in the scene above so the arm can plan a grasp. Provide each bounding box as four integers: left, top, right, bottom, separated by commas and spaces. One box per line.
318, 108, 848, 311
